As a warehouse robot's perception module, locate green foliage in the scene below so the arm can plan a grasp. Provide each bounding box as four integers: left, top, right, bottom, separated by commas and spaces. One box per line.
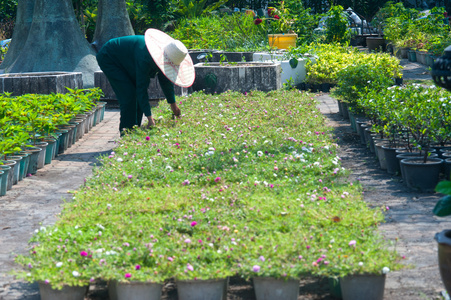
172, 0, 228, 19
355, 84, 451, 155
332, 63, 394, 115
305, 43, 402, 85
0, 0, 17, 22
434, 176, 451, 217
380, 2, 450, 54
170, 13, 267, 51
0, 89, 102, 159
283, 0, 322, 44
324, 5, 350, 44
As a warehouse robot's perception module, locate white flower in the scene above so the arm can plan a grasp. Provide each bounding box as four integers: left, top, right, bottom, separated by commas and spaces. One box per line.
219, 103, 223, 107
165, 165, 173, 171
56, 262, 63, 268
158, 116, 163, 119
107, 203, 112, 208
72, 271, 80, 277
257, 151, 263, 157
75, 225, 79, 229
97, 224, 105, 230
382, 267, 390, 274
117, 157, 123, 162
40, 226, 46, 232
358, 262, 363, 267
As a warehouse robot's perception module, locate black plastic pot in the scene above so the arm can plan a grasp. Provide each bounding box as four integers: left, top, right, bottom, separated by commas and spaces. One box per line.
435, 230, 451, 296
400, 158, 443, 192
382, 146, 406, 175
396, 152, 438, 183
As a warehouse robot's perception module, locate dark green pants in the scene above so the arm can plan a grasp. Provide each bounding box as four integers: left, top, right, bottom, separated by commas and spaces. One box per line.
96, 51, 144, 133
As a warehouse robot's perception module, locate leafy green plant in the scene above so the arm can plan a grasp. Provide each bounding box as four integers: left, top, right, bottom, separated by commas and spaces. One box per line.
305, 43, 402, 85
170, 13, 267, 51
0, 118, 28, 161
434, 180, 451, 217
324, 5, 350, 44
171, 0, 227, 19
253, 2, 296, 35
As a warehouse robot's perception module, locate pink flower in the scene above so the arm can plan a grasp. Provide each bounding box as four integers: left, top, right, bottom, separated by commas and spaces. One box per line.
274, 14, 280, 20
128, 175, 133, 179
185, 238, 191, 243
187, 264, 194, 271
145, 136, 150, 141
214, 177, 221, 183
125, 273, 132, 278
135, 265, 141, 270
254, 18, 263, 25
258, 256, 265, 262
252, 265, 261, 272
349, 240, 356, 246
191, 221, 197, 227
80, 251, 88, 257
168, 257, 174, 262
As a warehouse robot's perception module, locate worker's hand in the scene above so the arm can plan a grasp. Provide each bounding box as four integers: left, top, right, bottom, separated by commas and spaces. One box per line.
145, 116, 156, 129
170, 103, 181, 118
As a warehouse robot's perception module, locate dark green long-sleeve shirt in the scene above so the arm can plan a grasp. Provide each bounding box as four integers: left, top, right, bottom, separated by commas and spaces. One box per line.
98, 35, 176, 117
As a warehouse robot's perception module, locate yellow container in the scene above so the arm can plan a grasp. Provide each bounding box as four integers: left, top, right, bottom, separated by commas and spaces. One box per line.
268, 33, 298, 50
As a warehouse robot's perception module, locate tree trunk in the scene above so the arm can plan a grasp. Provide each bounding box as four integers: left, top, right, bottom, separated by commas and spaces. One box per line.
92, 0, 135, 52
0, 0, 35, 70
6, 0, 99, 87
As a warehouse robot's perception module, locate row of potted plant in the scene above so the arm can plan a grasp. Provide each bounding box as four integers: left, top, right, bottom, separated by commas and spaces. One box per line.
13, 89, 403, 300
333, 59, 451, 192
0, 88, 106, 197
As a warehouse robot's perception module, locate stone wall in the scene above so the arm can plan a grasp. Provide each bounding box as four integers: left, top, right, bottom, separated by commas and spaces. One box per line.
0, 72, 83, 95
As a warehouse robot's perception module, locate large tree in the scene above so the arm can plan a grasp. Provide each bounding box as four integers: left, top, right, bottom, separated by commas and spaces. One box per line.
5, 0, 99, 87
92, 0, 135, 51
0, 0, 34, 70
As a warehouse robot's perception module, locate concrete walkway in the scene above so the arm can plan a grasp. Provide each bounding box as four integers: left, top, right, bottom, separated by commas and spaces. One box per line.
317, 93, 446, 300
0, 109, 120, 300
